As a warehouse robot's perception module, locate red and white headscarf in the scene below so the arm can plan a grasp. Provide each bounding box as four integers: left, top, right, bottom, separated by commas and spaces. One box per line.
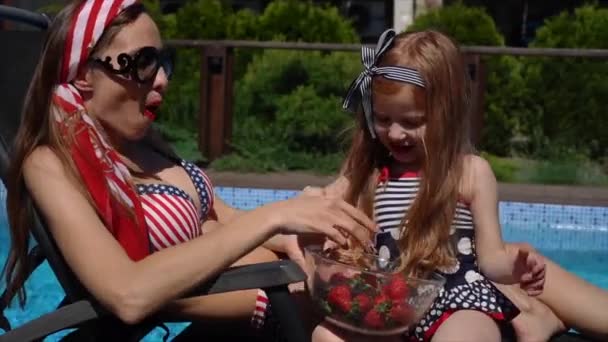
51, 0, 150, 260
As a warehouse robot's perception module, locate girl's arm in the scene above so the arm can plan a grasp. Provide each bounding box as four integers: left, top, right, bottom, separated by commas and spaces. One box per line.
468, 156, 544, 290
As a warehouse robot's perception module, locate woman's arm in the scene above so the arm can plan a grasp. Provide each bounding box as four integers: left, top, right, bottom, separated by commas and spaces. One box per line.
211, 195, 295, 254
210, 176, 352, 254
268, 177, 354, 252
468, 156, 544, 289
24, 147, 375, 325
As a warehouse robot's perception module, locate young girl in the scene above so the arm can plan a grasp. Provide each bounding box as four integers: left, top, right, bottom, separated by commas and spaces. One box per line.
313, 29, 546, 342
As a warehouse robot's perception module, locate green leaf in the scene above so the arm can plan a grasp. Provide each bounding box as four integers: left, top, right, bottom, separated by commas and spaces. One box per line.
319, 299, 332, 315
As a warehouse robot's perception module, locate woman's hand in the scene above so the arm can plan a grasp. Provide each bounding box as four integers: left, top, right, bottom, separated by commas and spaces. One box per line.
302, 177, 349, 199
269, 187, 377, 252
265, 182, 375, 276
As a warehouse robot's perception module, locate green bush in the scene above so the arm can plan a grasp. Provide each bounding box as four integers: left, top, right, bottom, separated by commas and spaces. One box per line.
214, 114, 344, 174
275, 86, 350, 153
221, 49, 360, 170
482, 152, 608, 186
151, 0, 233, 135
256, 0, 358, 43
407, 3, 536, 156
481, 152, 522, 182
524, 4, 608, 159
518, 159, 608, 186
150, 0, 359, 162
234, 50, 360, 118
210, 144, 344, 174
407, 3, 503, 46
227, 0, 359, 78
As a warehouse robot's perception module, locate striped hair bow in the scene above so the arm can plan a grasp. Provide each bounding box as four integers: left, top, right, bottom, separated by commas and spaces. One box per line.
342, 29, 426, 138
51, 0, 151, 261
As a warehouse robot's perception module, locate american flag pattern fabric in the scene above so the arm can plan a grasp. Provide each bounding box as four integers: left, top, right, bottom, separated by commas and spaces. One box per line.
251, 289, 270, 329
136, 160, 214, 251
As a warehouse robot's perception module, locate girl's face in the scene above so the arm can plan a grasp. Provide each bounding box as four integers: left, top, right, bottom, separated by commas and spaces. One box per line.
372, 83, 427, 168
81, 13, 169, 145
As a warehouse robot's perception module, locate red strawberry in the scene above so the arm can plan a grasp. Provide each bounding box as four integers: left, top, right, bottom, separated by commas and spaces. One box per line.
389, 303, 414, 325
363, 310, 385, 329
327, 285, 352, 313
353, 294, 373, 313
384, 276, 409, 300
330, 272, 350, 285
374, 293, 390, 306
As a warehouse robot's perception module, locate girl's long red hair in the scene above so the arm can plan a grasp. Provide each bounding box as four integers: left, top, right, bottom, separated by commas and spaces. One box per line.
343, 30, 474, 276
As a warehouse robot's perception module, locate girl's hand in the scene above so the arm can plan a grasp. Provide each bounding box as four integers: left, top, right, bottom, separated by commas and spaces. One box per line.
301, 185, 325, 197
514, 249, 546, 296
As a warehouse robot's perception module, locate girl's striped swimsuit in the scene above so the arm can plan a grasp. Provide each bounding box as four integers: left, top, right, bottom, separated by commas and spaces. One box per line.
374, 171, 519, 341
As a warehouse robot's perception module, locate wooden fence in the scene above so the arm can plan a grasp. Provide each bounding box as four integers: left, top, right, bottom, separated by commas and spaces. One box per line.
156, 40, 608, 161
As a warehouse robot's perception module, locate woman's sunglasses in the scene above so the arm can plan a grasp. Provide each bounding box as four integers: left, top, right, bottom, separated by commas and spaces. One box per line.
91, 46, 175, 84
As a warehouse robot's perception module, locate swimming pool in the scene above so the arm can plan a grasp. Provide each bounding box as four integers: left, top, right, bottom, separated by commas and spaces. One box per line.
1, 185, 607, 340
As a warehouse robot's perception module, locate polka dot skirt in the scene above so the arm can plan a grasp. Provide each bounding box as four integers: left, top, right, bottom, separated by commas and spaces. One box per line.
400, 230, 520, 341
405, 278, 519, 341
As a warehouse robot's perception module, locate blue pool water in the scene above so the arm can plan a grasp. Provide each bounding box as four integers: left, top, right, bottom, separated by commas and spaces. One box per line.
1, 185, 607, 340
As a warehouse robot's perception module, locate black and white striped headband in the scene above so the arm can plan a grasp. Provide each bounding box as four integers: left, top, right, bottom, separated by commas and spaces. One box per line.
342, 29, 426, 138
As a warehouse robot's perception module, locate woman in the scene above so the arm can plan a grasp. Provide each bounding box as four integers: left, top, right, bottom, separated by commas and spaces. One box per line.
3, 0, 375, 337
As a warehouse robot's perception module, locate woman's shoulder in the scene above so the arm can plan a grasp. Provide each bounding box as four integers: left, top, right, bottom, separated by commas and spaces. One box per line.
22, 146, 81, 201
23, 145, 63, 175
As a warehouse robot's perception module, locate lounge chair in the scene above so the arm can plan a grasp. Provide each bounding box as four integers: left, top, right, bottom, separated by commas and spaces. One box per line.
0, 5, 308, 342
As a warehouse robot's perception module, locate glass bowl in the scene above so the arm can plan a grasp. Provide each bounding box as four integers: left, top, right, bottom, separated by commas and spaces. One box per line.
304, 245, 446, 336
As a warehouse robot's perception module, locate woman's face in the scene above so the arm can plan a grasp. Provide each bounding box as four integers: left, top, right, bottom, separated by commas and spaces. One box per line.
372, 83, 427, 167
83, 13, 168, 143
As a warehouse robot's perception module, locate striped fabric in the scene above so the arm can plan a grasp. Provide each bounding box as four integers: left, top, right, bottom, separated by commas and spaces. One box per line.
62, 0, 137, 82
53, 84, 136, 210
50, 0, 151, 261
54, 0, 141, 213
136, 160, 214, 251
139, 185, 200, 250
374, 174, 522, 342
251, 289, 270, 329
374, 175, 474, 239
342, 28, 426, 138
134, 160, 272, 329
